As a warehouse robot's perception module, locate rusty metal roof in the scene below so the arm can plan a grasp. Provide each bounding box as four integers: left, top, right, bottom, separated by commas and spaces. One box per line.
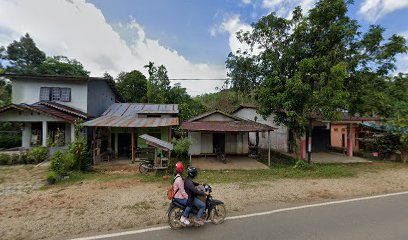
139, 134, 173, 151
82, 116, 179, 127
0, 103, 88, 123
103, 103, 179, 115
182, 121, 275, 132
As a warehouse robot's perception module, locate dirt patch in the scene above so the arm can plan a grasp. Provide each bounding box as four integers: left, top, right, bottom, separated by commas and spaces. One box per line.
2, 165, 408, 239
0, 165, 47, 196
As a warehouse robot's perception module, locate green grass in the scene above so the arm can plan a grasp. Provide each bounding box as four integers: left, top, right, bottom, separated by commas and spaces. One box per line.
38, 161, 408, 188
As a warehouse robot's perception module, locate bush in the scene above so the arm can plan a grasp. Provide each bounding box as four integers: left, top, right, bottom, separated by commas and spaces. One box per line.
293, 159, 313, 170
10, 154, 19, 165
69, 137, 91, 171
19, 152, 29, 164
172, 137, 192, 157
47, 170, 58, 184
0, 133, 22, 149
27, 146, 49, 164
0, 153, 10, 165
50, 150, 75, 176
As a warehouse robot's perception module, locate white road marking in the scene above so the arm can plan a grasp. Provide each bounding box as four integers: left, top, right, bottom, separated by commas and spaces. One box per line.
71, 191, 408, 240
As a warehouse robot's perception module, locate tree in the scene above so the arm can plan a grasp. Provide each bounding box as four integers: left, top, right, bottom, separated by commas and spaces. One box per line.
226, 0, 407, 158
1, 33, 46, 74
144, 61, 171, 103
115, 70, 148, 103
1, 33, 89, 77
36, 56, 89, 77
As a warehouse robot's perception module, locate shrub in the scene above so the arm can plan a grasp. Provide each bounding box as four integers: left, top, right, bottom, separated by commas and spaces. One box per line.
293, 159, 313, 170
10, 154, 19, 165
69, 137, 91, 171
47, 170, 58, 184
0, 153, 10, 165
19, 151, 29, 164
27, 146, 49, 164
0, 133, 22, 149
50, 150, 75, 176
172, 137, 192, 157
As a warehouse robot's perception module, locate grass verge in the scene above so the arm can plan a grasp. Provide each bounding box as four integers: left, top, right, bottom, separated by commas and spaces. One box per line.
38, 161, 408, 188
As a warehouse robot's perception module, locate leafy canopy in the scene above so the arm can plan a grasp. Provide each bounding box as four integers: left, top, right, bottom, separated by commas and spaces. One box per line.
226, 0, 407, 135
1, 33, 89, 76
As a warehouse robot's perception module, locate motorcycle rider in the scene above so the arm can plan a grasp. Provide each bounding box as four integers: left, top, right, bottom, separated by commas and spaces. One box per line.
184, 166, 209, 226
172, 162, 190, 225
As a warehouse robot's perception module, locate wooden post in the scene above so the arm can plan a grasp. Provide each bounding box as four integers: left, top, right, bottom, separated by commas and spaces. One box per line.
268, 131, 271, 166
135, 128, 138, 159
168, 127, 171, 159
347, 123, 353, 157
92, 127, 97, 165
131, 131, 135, 163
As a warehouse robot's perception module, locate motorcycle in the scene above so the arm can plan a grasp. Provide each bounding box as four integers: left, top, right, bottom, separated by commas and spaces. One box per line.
167, 184, 227, 229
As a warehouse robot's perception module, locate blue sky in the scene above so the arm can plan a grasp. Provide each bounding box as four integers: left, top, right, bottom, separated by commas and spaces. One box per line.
1, 0, 408, 95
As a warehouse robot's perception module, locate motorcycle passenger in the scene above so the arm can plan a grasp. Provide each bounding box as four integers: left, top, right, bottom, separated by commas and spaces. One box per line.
184, 166, 209, 226
172, 162, 190, 225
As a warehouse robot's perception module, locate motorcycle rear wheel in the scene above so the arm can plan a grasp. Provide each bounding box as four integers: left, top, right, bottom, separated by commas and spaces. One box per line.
210, 204, 226, 224
168, 207, 185, 229
139, 164, 149, 174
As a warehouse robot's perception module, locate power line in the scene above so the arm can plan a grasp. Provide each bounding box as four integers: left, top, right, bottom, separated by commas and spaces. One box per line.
162, 78, 230, 81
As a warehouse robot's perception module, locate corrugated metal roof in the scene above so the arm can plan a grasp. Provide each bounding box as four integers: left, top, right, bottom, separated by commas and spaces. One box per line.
182, 121, 275, 132
83, 116, 179, 127
102, 103, 179, 116
139, 134, 173, 151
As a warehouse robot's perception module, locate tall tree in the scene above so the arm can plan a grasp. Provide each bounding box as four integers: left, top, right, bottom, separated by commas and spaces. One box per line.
144, 61, 171, 103
1, 33, 46, 74
115, 70, 148, 103
36, 56, 89, 77
226, 0, 407, 144
1, 33, 89, 77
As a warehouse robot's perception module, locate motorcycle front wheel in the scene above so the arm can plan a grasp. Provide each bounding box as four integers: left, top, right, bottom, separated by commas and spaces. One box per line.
168, 207, 185, 229
210, 204, 227, 224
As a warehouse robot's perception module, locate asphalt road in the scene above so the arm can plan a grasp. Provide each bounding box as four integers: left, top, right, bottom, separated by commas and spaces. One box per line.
74, 192, 408, 240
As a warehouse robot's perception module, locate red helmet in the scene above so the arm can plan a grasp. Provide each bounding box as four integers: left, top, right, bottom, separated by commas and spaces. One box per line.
175, 162, 185, 173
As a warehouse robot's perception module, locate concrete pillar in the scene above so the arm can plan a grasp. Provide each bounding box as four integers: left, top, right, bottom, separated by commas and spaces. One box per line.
347, 123, 353, 157
300, 135, 307, 160
114, 132, 118, 155
64, 123, 70, 144
42, 121, 47, 147
268, 131, 271, 166
22, 122, 31, 148
70, 123, 75, 143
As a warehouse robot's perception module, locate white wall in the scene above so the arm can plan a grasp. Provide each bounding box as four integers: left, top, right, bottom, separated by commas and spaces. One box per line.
0, 109, 62, 122
233, 108, 289, 152
199, 113, 236, 121
12, 78, 88, 113
189, 132, 202, 155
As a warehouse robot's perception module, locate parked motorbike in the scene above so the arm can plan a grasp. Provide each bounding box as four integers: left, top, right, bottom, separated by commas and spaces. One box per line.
167, 184, 226, 229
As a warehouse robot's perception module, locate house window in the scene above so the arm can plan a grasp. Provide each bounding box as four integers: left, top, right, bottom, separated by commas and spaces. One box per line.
334, 128, 338, 132
40, 87, 50, 101
51, 88, 61, 101
60, 88, 71, 102
39, 87, 71, 102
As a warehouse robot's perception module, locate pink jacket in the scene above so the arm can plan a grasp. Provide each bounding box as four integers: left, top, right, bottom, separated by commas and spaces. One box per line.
173, 174, 188, 199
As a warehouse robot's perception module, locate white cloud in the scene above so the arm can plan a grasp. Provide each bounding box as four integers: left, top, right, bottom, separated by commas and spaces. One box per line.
360, 0, 408, 22
211, 15, 261, 56
242, 0, 252, 4
0, 0, 226, 95
261, 0, 316, 18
